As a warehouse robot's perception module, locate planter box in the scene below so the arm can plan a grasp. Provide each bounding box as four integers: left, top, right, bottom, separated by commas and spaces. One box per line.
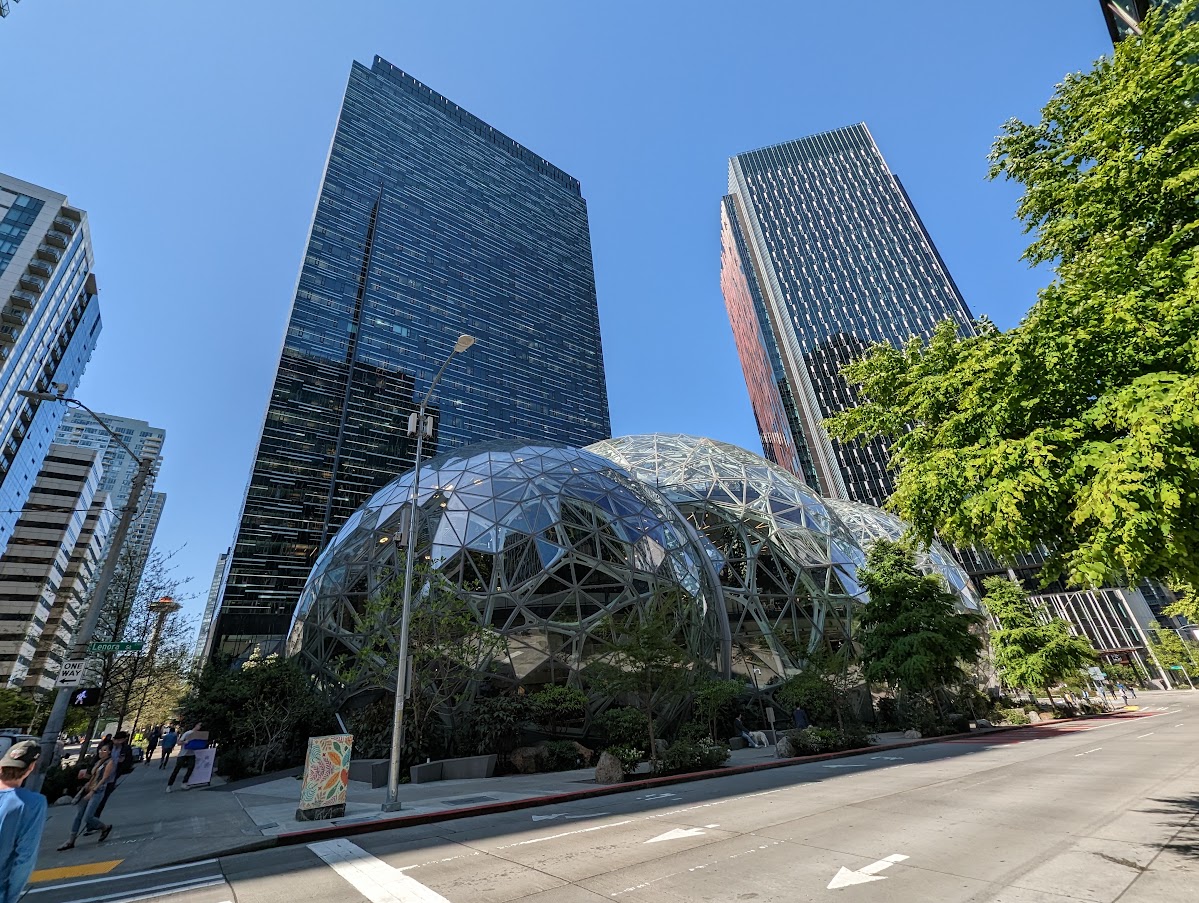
410, 753, 498, 784
348, 758, 390, 789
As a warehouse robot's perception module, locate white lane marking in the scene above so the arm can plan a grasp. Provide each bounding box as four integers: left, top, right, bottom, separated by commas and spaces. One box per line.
870, 756, 904, 761
612, 839, 787, 896
66, 877, 226, 903
531, 811, 609, 821
495, 819, 634, 849
828, 853, 909, 889
823, 763, 869, 768
1176, 723, 1185, 727
1137, 732, 1155, 739
1074, 748, 1104, 757
635, 792, 679, 801
23, 859, 221, 894
704, 823, 720, 828
646, 827, 708, 843
309, 838, 452, 903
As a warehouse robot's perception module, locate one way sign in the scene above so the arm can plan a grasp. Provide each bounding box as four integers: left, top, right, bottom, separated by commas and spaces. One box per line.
55, 660, 86, 687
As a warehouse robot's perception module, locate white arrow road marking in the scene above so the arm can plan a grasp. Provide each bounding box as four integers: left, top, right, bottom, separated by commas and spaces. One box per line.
822, 762, 869, 768
827, 854, 909, 889
531, 812, 610, 821
636, 792, 680, 801
309, 838, 452, 903
646, 827, 709, 843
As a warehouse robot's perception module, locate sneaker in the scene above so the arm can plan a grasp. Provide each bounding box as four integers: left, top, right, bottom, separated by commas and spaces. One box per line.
165, 786, 172, 793
99, 824, 113, 842
181, 782, 190, 790
56, 841, 75, 851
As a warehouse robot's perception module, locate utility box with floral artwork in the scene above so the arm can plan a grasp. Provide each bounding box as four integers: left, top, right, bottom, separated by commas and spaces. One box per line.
296, 733, 353, 821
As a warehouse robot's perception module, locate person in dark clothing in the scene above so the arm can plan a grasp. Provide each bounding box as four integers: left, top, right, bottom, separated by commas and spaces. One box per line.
793, 705, 810, 730
92, 731, 129, 819
145, 726, 161, 763
158, 726, 178, 770
166, 723, 204, 792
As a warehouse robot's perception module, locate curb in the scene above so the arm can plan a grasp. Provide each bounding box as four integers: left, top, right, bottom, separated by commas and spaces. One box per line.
164, 708, 1130, 861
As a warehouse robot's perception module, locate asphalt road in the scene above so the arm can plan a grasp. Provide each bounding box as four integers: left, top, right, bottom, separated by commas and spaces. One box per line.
30, 696, 1199, 903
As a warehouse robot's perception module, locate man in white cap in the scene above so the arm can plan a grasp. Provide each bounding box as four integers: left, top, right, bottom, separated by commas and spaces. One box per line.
0, 740, 48, 903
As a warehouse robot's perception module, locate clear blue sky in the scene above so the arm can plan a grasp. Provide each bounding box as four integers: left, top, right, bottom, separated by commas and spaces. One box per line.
0, 2, 1115, 629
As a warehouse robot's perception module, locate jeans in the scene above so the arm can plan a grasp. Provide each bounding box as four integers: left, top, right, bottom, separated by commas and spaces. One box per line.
158, 746, 175, 769
167, 753, 195, 786
71, 790, 105, 837
93, 781, 117, 818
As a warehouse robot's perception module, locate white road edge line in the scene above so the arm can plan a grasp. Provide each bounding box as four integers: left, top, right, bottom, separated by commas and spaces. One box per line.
1137, 733, 1155, 739
63, 877, 225, 903
309, 838, 452, 903
24, 859, 221, 893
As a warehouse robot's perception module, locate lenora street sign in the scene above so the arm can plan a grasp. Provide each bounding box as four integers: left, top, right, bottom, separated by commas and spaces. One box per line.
87, 641, 143, 653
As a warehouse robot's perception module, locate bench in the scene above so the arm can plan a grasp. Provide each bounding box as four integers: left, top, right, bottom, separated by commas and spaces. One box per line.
409, 753, 497, 784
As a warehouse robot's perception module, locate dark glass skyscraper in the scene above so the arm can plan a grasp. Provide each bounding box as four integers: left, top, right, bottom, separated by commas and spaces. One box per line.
212, 57, 610, 659
722, 124, 974, 506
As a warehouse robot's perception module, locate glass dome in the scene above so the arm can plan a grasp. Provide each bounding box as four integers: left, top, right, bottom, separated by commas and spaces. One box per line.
288, 442, 724, 701
588, 434, 867, 685
822, 498, 982, 611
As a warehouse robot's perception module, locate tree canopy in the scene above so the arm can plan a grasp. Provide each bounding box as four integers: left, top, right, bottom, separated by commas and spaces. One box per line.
855, 540, 984, 695
983, 576, 1095, 697
826, 1, 1199, 590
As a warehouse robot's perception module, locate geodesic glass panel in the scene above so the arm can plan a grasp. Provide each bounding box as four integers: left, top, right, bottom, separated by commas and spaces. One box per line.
822, 498, 982, 611
287, 442, 723, 702
588, 434, 866, 686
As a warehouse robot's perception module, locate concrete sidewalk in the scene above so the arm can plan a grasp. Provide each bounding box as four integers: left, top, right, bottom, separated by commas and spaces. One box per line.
30, 698, 1182, 886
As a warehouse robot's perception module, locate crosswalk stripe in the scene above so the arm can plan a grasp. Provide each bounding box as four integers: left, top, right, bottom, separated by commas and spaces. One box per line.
309, 838, 452, 903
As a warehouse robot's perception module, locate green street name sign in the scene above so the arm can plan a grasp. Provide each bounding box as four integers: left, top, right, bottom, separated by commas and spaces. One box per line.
1169, 665, 1186, 670
87, 641, 143, 653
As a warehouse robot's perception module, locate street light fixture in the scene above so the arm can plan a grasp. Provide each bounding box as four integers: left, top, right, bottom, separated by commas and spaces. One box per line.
383, 333, 476, 811
16, 388, 157, 786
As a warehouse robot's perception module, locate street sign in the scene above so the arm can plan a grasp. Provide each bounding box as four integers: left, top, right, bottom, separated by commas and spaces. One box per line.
1169, 665, 1186, 670
87, 641, 143, 653
55, 660, 85, 687
1087, 666, 1106, 680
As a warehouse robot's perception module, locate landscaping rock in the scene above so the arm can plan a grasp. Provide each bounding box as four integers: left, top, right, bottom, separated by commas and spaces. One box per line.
728, 736, 747, 750
1026, 711, 1041, 723
975, 718, 992, 728
594, 751, 625, 784
53, 795, 74, 806
509, 746, 546, 774
902, 729, 922, 740
572, 741, 594, 766
775, 735, 797, 758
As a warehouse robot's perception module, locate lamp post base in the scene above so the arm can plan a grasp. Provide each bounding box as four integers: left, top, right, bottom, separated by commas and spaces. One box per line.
381, 800, 404, 812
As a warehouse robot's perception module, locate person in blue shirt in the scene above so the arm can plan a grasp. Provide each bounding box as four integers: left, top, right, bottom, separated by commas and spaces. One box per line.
0, 740, 48, 903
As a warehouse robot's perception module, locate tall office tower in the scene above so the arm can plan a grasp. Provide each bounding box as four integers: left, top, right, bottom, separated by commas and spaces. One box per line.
722, 124, 975, 506
1098, 0, 1179, 42
0, 174, 102, 555
54, 411, 166, 583
27, 491, 113, 691
212, 57, 611, 659
0, 445, 105, 688
193, 549, 230, 663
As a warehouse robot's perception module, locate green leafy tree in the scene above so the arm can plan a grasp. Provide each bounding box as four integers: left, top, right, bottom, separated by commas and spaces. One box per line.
983, 577, 1096, 707
855, 540, 985, 715
774, 648, 862, 731
0, 688, 41, 732
826, 2, 1199, 590
692, 677, 744, 740
1146, 629, 1199, 682
338, 567, 504, 766
590, 592, 697, 765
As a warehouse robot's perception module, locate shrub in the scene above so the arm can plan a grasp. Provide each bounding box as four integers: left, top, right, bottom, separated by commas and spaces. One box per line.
998, 708, 1030, 725
595, 706, 648, 752
529, 686, 587, 736
653, 738, 730, 776
606, 744, 642, 776
541, 740, 581, 771
455, 694, 530, 757
783, 726, 873, 755
875, 696, 900, 729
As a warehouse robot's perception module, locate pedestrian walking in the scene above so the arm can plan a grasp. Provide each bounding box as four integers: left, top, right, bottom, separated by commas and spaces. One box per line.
166, 723, 204, 792
146, 725, 161, 763
158, 725, 178, 770
0, 740, 47, 903
792, 705, 810, 730
57, 745, 114, 850
92, 731, 131, 819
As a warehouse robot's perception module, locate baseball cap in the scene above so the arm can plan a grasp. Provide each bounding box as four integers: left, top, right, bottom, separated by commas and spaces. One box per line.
0, 740, 40, 769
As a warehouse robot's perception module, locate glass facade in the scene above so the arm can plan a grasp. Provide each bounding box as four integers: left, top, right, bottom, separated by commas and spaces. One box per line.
214, 57, 610, 660
722, 124, 975, 506
0, 175, 101, 555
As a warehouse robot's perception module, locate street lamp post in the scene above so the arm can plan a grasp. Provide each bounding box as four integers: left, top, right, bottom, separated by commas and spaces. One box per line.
383, 334, 475, 811
17, 389, 157, 788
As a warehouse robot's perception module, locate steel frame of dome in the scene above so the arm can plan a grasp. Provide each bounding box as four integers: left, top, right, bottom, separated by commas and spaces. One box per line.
587, 434, 868, 686
287, 442, 725, 704
822, 498, 983, 611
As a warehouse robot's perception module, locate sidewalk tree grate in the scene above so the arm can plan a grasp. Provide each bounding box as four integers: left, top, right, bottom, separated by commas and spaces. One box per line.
441, 795, 498, 806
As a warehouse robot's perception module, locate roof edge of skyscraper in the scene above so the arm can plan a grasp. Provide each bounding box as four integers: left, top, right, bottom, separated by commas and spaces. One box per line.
730, 122, 872, 160
367, 56, 583, 197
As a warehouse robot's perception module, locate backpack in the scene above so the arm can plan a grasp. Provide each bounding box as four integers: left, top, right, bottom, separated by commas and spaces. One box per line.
116, 746, 135, 777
